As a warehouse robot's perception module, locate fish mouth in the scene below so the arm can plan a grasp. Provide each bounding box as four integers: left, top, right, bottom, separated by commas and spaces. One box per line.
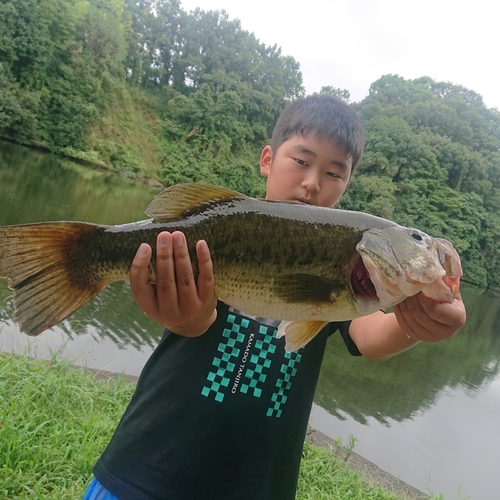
351, 256, 378, 301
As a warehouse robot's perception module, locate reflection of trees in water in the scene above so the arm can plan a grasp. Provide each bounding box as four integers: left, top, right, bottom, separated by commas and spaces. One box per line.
0, 281, 162, 350
63, 282, 162, 350
0, 141, 162, 349
315, 284, 500, 425
0, 141, 156, 226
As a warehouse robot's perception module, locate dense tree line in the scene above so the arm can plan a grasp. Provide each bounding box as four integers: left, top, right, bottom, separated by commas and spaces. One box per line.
0, 0, 302, 189
345, 75, 500, 289
1, 1, 499, 286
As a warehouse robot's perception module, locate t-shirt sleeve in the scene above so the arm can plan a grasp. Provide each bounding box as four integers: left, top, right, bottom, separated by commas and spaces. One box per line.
329, 321, 362, 357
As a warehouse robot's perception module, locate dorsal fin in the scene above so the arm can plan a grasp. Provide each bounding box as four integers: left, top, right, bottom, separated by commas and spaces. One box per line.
146, 183, 247, 221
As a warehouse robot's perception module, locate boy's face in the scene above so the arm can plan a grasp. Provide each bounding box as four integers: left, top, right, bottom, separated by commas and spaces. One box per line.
260, 133, 352, 208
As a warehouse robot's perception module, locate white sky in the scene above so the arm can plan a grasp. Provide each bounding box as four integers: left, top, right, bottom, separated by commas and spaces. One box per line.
179, 0, 500, 111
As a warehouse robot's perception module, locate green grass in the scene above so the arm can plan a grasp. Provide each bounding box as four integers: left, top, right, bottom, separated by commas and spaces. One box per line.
0, 353, 441, 499
0, 353, 135, 499
298, 442, 412, 500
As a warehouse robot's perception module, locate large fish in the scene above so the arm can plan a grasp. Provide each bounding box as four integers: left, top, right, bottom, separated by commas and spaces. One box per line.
0, 183, 462, 351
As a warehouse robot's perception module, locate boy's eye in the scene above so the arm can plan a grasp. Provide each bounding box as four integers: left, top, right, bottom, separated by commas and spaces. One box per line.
326, 171, 341, 179
294, 158, 308, 166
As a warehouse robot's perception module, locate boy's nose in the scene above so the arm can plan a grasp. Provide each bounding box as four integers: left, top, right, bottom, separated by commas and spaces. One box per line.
302, 173, 320, 193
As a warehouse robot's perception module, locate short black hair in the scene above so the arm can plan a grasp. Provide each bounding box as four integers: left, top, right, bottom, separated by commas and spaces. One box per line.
270, 94, 365, 173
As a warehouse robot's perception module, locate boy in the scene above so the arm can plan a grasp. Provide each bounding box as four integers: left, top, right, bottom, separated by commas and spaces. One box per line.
84, 95, 466, 500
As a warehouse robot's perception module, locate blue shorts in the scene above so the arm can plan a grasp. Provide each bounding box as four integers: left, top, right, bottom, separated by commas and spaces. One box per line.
83, 477, 120, 500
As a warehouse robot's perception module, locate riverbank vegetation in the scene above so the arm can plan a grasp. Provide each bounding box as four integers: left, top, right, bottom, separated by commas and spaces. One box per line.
0, 353, 438, 499
1, 0, 499, 287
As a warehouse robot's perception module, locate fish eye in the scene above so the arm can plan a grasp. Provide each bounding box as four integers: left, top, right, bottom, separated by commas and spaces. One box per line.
411, 232, 423, 241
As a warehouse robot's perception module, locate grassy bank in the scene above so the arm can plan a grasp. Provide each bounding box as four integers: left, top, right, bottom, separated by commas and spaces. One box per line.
0, 354, 134, 499
1, 353, 431, 499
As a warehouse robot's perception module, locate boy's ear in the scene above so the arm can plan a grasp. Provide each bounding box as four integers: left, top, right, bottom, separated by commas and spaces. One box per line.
260, 145, 272, 177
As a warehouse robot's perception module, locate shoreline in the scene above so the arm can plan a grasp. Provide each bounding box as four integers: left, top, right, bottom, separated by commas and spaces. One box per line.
305, 427, 429, 500
88, 365, 429, 500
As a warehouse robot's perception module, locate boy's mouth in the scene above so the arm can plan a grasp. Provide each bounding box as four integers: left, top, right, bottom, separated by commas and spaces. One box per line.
295, 198, 311, 205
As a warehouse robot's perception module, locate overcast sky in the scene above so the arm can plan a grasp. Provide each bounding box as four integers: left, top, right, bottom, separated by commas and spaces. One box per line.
180, 0, 500, 111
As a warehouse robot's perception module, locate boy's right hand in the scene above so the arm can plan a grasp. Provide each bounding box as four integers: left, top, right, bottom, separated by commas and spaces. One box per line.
129, 231, 217, 337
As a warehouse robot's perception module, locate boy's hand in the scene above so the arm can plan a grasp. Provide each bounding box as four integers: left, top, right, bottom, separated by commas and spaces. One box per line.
394, 292, 466, 342
129, 231, 217, 337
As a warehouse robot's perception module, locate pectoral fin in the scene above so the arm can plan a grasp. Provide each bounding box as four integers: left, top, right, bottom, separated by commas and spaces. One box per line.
274, 274, 345, 304
277, 320, 329, 352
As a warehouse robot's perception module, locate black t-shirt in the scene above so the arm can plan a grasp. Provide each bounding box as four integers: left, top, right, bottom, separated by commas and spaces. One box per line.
94, 301, 360, 500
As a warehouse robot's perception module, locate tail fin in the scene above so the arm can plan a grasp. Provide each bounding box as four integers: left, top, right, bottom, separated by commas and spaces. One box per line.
0, 222, 107, 336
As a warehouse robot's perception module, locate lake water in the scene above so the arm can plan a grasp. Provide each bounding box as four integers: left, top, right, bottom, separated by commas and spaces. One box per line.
1, 142, 499, 499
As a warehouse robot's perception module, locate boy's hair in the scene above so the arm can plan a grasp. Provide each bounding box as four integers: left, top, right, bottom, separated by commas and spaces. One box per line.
270, 94, 365, 174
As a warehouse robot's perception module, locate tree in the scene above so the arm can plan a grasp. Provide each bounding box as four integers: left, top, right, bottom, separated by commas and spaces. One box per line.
352, 74, 500, 287
319, 86, 350, 103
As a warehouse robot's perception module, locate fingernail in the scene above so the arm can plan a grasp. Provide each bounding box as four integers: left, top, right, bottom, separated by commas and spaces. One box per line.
137, 244, 149, 257
172, 232, 184, 247
158, 232, 171, 248
198, 240, 209, 253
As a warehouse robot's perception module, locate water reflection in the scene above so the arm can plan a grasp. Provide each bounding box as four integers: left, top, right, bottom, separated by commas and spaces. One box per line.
315, 285, 500, 425
0, 140, 163, 370
311, 284, 500, 500
0, 141, 159, 225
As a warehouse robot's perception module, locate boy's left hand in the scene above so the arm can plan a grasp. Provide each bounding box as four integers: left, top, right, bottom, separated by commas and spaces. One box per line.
394, 292, 466, 342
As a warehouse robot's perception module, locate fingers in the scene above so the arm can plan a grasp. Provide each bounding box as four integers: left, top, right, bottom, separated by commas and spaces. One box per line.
196, 239, 216, 307
395, 292, 466, 342
171, 232, 199, 303
155, 231, 193, 308
129, 243, 158, 316
130, 231, 217, 336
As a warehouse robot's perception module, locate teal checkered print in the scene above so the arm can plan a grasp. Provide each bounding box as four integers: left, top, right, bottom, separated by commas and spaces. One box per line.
240, 324, 276, 397
266, 350, 303, 418
201, 314, 247, 402
202, 312, 304, 415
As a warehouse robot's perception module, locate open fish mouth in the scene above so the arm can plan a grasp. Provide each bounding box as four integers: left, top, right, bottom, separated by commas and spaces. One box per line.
351, 256, 378, 301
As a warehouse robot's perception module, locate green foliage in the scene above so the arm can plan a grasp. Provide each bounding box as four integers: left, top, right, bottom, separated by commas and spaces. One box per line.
297, 443, 403, 500
0, 64, 40, 141
0, 0, 301, 196
159, 83, 267, 195
319, 86, 351, 103
0, 353, 136, 498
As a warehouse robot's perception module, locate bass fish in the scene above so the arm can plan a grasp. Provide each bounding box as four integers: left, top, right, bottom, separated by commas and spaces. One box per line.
0, 183, 462, 351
